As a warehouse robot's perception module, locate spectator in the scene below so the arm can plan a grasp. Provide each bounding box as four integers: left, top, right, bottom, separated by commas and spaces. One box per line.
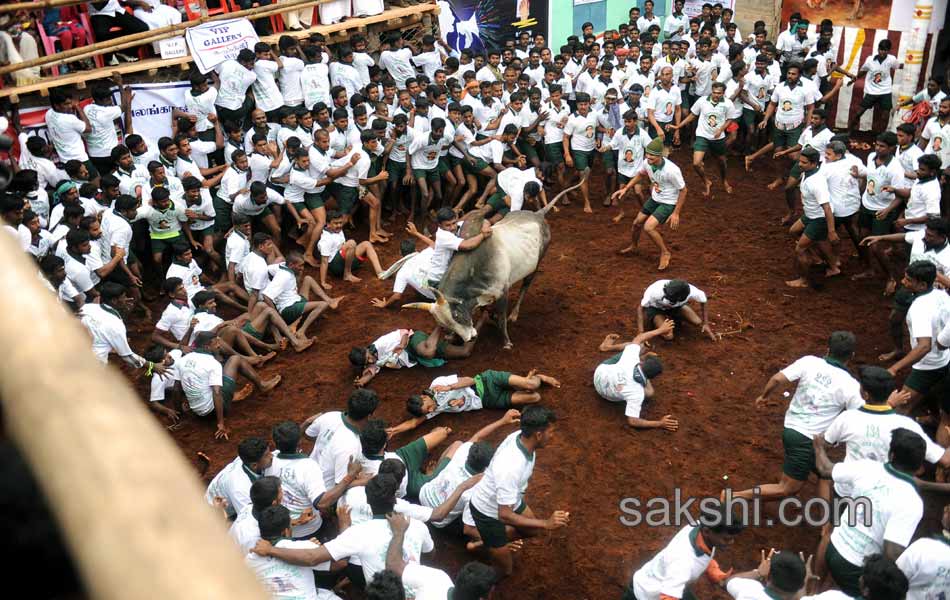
42, 7, 95, 72
132, 0, 183, 53
0, 12, 41, 85
86, 1, 149, 65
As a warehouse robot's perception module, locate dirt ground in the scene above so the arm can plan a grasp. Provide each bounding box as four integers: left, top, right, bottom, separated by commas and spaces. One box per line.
127, 144, 949, 599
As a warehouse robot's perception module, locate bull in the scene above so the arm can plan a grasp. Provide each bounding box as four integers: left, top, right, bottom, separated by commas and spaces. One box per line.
403, 170, 589, 349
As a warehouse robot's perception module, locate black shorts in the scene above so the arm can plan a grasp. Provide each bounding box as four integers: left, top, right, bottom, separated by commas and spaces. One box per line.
860, 93, 893, 111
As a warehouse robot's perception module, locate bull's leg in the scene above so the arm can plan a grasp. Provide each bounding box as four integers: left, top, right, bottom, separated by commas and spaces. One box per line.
495, 293, 513, 350
508, 274, 536, 323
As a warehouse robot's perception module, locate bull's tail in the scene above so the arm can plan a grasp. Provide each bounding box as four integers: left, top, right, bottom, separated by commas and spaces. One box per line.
537, 168, 590, 217
378, 252, 418, 280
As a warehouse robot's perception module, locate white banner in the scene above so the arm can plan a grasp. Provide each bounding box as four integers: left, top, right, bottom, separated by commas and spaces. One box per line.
682, 0, 734, 19
112, 81, 191, 144
186, 18, 260, 74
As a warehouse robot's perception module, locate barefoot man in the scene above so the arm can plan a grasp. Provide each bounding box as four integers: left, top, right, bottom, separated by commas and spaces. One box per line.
669, 81, 735, 199
638, 278, 717, 341
611, 136, 687, 271
786, 147, 838, 288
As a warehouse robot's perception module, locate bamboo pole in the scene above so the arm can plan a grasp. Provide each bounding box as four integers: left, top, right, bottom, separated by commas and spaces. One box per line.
0, 0, 333, 78
0, 229, 269, 600
0, 0, 90, 13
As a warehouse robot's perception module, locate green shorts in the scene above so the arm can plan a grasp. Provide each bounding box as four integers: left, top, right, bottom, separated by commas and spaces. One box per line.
857, 206, 895, 235
463, 157, 490, 175
905, 365, 948, 395
781, 427, 815, 481
304, 192, 324, 210
487, 190, 510, 216
330, 183, 359, 215
641, 198, 676, 224
571, 149, 593, 171
149, 234, 187, 256
395, 437, 433, 499
190, 226, 215, 243
834, 214, 856, 228
328, 249, 363, 278
250, 206, 274, 225
618, 173, 634, 185
801, 215, 828, 242
649, 122, 675, 146
471, 501, 526, 548
280, 300, 307, 324
516, 139, 538, 161
742, 107, 763, 128
405, 330, 447, 368
412, 167, 439, 182
644, 305, 683, 324
826, 541, 863, 597
789, 162, 802, 180
545, 143, 565, 165
444, 154, 462, 169
221, 375, 236, 413
388, 160, 407, 184
860, 93, 893, 111
213, 196, 233, 233
772, 124, 804, 148
694, 136, 727, 155
242, 322, 264, 340
602, 149, 617, 170
437, 157, 451, 176
474, 370, 513, 409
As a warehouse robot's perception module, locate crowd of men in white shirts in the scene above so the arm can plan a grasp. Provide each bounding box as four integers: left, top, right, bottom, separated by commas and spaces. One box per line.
4, 0, 950, 599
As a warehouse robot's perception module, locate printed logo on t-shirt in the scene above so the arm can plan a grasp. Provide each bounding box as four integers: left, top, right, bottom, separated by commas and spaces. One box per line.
585, 126, 595, 138
707, 114, 719, 128
665, 102, 673, 116
935, 136, 944, 152
653, 182, 661, 195
426, 151, 438, 160
873, 73, 883, 84
782, 100, 793, 112
867, 179, 877, 195
624, 149, 634, 163
757, 88, 767, 99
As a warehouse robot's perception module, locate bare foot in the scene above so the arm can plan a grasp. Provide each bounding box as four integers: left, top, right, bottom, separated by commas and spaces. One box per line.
767, 180, 782, 191
612, 210, 625, 224
250, 351, 277, 365
303, 253, 319, 268
344, 274, 362, 283
583, 203, 593, 214
293, 337, 315, 352
723, 181, 733, 194
370, 234, 388, 244
536, 373, 561, 388
744, 156, 753, 172
260, 375, 282, 393
851, 270, 876, 281
195, 451, 211, 476
785, 278, 810, 288
329, 296, 344, 310
658, 252, 672, 271
878, 350, 904, 362
825, 267, 842, 277
278, 337, 289, 351
619, 244, 638, 255
465, 540, 484, 552
780, 212, 795, 226
233, 383, 254, 402
703, 179, 712, 198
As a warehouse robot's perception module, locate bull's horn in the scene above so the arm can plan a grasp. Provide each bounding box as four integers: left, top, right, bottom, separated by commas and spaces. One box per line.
433, 289, 447, 306
402, 302, 435, 312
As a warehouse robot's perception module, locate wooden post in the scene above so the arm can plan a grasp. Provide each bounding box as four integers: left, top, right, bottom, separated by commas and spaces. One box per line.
0, 230, 269, 600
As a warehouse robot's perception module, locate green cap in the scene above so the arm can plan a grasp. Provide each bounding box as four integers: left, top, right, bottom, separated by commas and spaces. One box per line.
645, 136, 665, 156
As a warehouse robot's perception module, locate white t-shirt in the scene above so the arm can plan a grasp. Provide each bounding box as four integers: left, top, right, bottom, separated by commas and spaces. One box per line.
496, 167, 542, 211
469, 431, 535, 519
177, 350, 223, 416
225, 230, 250, 271
861, 54, 899, 96
245, 539, 333, 600
324, 517, 434, 591
594, 344, 647, 418
278, 56, 306, 105
79, 303, 139, 364
830, 460, 922, 567
166, 259, 204, 302
800, 168, 831, 220
905, 178, 944, 230
726, 577, 777, 600
691, 96, 733, 141
822, 155, 863, 218
228, 504, 260, 554
304, 410, 344, 462
610, 127, 654, 177
402, 563, 454, 600
155, 300, 193, 342
743, 70, 777, 111
369, 329, 416, 370
906, 289, 950, 370
771, 82, 811, 128
429, 227, 464, 283
185, 88, 218, 132
317, 228, 346, 260
907, 230, 950, 276
215, 60, 257, 111
393, 248, 436, 299
262, 265, 303, 313
252, 60, 283, 112
649, 84, 682, 124
564, 111, 598, 152
83, 104, 122, 158
633, 525, 713, 600
318, 414, 362, 489
860, 153, 905, 212
205, 456, 254, 518
426, 374, 482, 417
241, 251, 271, 295
265, 453, 327, 538
780, 355, 863, 438
418, 441, 476, 527
897, 536, 950, 600
45, 109, 88, 161
824, 405, 945, 473
641, 159, 686, 206
302, 63, 331, 110
922, 118, 950, 168
379, 47, 416, 89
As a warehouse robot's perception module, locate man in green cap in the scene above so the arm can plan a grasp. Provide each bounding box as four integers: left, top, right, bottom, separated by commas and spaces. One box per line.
610, 136, 687, 271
